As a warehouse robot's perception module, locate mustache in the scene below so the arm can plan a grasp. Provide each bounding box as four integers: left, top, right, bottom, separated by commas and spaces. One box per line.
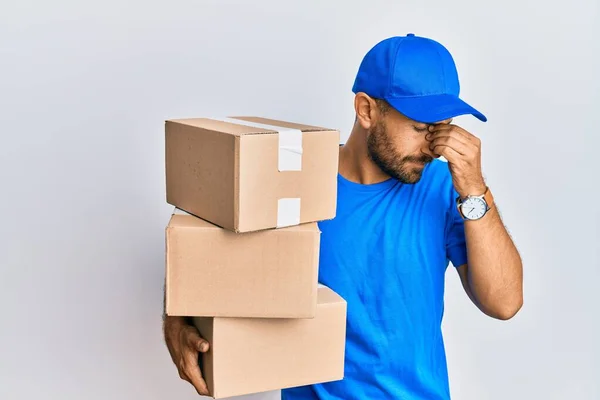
403, 154, 433, 164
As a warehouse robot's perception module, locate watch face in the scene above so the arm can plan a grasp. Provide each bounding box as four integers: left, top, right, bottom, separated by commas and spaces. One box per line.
461, 197, 487, 220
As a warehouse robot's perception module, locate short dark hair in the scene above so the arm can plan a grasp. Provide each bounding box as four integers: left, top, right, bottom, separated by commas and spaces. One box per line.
374, 98, 391, 114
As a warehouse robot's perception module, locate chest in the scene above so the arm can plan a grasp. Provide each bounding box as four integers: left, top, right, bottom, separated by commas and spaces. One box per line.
317, 188, 450, 288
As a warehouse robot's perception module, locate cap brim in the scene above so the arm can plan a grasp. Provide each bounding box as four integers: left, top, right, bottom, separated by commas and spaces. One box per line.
385, 94, 487, 124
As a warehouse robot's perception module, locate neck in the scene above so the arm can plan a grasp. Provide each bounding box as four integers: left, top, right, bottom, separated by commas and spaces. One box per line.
339, 123, 391, 185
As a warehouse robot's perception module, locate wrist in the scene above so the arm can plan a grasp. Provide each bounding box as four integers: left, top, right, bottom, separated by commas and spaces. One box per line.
456, 185, 495, 221
458, 183, 487, 199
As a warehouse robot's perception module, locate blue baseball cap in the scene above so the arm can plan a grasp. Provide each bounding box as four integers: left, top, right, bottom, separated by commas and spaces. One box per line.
352, 34, 487, 123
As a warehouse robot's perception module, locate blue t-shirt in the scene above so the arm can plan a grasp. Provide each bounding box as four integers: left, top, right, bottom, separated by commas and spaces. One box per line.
281, 159, 468, 400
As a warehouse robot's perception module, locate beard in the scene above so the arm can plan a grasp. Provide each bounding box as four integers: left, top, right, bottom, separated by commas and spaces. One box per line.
367, 119, 433, 184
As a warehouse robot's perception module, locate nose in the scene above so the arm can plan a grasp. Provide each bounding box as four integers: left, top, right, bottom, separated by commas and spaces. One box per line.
421, 135, 436, 159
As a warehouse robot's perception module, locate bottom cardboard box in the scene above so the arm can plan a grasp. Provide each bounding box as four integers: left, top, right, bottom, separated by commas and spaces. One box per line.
192, 285, 347, 399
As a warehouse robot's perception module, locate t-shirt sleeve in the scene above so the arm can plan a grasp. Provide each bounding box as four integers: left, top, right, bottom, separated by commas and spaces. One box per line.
445, 187, 468, 268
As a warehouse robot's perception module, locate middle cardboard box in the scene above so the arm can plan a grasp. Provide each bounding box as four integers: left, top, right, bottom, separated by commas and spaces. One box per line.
165, 208, 321, 319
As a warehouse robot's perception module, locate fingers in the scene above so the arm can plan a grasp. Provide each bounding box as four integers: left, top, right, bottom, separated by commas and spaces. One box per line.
428, 124, 480, 145
185, 326, 210, 353
429, 135, 471, 158
426, 123, 485, 197
427, 128, 469, 149
430, 144, 462, 162
427, 125, 480, 162
183, 347, 210, 395
174, 325, 211, 395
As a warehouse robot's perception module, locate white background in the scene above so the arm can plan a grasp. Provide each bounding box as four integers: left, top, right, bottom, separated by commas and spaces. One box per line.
1, 1, 598, 399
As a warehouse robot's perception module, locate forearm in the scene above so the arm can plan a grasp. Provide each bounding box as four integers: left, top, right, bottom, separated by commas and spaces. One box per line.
464, 204, 523, 319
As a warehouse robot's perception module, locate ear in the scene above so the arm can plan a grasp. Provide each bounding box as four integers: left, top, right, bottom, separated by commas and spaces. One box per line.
354, 93, 378, 130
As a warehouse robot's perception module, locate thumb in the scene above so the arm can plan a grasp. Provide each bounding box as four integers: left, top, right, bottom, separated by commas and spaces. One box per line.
185, 326, 210, 352
190, 333, 209, 352
186, 326, 209, 353
196, 338, 209, 352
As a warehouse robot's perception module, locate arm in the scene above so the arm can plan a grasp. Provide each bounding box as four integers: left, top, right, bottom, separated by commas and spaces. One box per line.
456, 201, 523, 320
428, 123, 523, 320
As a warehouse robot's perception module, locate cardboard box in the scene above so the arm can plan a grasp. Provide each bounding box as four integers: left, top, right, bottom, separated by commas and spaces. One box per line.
192, 285, 347, 399
165, 208, 320, 318
165, 116, 340, 233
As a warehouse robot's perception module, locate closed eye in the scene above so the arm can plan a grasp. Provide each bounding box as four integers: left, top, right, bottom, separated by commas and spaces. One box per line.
414, 125, 429, 133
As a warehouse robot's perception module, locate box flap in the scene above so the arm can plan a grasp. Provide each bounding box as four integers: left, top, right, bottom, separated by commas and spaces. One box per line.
231, 116, 333, 133
317, 284, 346, 305
167, 118, 266, 136
166, 117, 336, 136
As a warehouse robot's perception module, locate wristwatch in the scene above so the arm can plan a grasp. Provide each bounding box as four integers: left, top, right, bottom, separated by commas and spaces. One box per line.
456, 187, 494, 221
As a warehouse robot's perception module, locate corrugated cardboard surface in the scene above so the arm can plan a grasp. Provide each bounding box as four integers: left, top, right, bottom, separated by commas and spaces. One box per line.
192, 285, 347, 399
165, 117, 340, 233
165, 210, 321, 318
165, 119, 237, 231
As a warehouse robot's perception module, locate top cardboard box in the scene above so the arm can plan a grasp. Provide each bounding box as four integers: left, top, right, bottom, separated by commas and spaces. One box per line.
165, 116, 340, 233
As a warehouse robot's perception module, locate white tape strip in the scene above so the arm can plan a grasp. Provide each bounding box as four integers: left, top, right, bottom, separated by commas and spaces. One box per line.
277, 198, 301, 228
207, 117, 303, 172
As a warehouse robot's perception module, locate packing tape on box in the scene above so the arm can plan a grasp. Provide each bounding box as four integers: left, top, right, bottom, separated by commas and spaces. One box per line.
276, 198, 301, 228
207, 117, 303, 172
207, 117, 303, 228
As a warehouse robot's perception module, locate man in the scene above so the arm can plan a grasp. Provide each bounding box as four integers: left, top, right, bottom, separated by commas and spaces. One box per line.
163, 33, 523, 400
